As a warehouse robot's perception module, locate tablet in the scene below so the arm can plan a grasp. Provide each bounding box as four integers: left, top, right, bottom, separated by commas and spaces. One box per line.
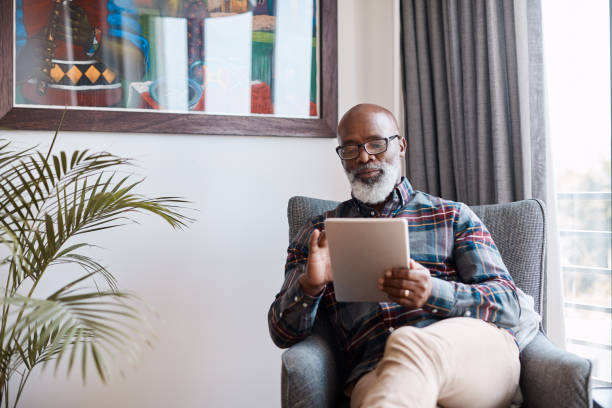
324, 218, 410, 302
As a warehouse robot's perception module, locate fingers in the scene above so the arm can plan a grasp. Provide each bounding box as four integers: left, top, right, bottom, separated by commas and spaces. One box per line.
308, 228, 320, 251
383, 262, 428, 280
387, 294, 416, 308
378, 275, 425, 293
378, 261, 432, 308
305, 228, 333, 288
318, 230, 328, 248
410, 258, 428, 270
379, 277, 412, 290
308, 229, 328, 251
379, 281, 418, 296
383, 267, 411, 280
379, 281, 427, 309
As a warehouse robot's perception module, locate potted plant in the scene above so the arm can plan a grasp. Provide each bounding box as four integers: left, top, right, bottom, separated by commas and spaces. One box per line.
0, 121, 190, 407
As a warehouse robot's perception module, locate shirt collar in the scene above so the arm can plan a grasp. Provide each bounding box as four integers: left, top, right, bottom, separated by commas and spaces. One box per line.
396, 177, 414, 205
351, 177, 415, 213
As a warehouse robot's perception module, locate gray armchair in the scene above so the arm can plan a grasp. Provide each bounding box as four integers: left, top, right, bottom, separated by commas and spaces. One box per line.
281, 197, 593, 408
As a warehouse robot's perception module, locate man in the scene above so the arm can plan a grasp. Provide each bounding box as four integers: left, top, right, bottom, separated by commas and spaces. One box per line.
268, 104, 523, 407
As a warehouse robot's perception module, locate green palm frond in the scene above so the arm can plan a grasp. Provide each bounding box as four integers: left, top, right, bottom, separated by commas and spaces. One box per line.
0, 141, 34, 175
0, 133, 191, 407
4, 287, 147, 383
51, 250, 118, 294
2, 148, 190, 286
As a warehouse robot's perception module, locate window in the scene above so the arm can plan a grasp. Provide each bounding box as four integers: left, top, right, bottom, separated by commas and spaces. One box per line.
542, 0, 611, 385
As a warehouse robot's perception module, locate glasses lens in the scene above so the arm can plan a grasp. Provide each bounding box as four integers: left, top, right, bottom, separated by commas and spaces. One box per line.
365, 139, 388, 154
339, 145, 359, 159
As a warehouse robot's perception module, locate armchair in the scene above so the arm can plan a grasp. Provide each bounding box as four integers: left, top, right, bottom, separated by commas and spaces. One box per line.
281, 197, 593, 408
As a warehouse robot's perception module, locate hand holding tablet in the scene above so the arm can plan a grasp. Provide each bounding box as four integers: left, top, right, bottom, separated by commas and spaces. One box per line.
377, 261, 433, 309
299, 229, 333, 296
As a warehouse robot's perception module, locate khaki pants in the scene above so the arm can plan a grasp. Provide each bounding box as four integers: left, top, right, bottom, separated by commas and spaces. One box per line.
350, 318, 520, 408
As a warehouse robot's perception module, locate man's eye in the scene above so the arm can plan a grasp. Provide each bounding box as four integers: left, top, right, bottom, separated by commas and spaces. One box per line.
368, 141, 386, 149
342, 146, 358, 153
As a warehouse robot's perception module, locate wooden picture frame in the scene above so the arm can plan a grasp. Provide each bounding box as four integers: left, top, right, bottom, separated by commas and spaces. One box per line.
0, 0, 337, 138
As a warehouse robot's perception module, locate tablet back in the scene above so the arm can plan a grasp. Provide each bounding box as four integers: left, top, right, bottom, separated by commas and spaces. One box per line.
324, 218, 410, 302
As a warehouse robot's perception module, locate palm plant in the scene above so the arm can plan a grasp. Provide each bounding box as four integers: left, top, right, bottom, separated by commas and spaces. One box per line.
0, 122, 190, 407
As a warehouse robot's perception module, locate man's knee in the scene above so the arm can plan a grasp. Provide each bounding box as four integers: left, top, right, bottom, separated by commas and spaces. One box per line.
386, 326, 418, 348
383, 326, 438, 362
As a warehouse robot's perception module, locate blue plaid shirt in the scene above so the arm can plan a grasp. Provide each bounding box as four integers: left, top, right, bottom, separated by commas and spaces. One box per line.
268, 178, 520, 386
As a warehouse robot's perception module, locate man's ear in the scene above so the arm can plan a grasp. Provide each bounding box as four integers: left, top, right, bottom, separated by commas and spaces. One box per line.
398, 136, 407, 157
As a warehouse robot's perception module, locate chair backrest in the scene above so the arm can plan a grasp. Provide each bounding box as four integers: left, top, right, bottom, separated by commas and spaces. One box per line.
287, 196, 546, 319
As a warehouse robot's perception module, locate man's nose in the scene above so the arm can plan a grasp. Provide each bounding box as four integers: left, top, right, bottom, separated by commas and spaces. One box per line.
357, 146, 372, 163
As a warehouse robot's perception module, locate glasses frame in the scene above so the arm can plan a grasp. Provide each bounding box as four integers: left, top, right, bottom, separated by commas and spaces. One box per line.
335, 135, 400, 160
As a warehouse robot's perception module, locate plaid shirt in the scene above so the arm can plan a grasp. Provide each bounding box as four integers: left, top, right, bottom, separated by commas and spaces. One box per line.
268, 178, 520, 386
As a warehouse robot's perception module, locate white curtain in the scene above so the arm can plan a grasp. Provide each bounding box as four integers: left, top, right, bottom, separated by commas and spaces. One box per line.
514, 0, 565, 348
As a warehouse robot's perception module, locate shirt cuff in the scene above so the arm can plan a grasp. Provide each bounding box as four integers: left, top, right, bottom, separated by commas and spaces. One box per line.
423, 277, 456, 317
278, 277, 323, 331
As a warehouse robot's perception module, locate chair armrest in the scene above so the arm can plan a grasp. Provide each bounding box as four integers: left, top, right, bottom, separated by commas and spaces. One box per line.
520, 331, 592, 408
281, 332, 338, 408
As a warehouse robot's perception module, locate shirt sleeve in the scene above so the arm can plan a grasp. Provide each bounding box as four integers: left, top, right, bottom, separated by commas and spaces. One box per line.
422, 203, 520, 329
268, 217, 325, 348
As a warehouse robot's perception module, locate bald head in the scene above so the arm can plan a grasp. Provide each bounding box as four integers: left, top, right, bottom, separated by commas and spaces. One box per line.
337, 104, 400, 142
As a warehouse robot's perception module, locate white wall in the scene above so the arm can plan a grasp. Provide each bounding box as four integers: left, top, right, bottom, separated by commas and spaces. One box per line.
3, 1, 399, 407
338, 0, 402, 124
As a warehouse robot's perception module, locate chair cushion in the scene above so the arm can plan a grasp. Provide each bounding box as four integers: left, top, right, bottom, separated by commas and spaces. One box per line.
520, 331, 592, 408
471, 200, 546, 315
288, 196, 340, 243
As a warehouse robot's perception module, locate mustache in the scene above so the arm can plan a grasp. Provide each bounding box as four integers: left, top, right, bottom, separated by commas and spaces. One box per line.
349, 163, 385, 175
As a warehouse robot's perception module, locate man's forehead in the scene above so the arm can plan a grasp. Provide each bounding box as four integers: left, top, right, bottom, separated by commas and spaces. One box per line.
338, 109, 397, 140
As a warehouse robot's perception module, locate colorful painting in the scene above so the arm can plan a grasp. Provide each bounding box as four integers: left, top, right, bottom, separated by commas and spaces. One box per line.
14, 0, 318, 118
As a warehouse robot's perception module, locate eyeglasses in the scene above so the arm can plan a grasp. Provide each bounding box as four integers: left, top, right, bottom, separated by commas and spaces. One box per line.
335, 135, 400, 160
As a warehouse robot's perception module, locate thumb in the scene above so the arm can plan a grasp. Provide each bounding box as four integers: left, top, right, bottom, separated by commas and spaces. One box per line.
318, 230, 328, 248
309, 229, 321, 252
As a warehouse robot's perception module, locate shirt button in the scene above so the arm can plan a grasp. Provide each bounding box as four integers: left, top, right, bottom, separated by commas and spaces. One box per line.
465, 310, 472, 317
294, 296, 299, 302
431, 308, 438, 314
388, 327, 395, 333
302, 302, 308, 308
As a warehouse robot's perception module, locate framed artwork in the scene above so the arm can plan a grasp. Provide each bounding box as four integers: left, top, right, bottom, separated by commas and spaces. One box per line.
0, 0, 337, 137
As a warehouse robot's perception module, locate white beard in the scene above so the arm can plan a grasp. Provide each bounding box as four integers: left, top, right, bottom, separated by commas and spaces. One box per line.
345, 158, 402, 205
